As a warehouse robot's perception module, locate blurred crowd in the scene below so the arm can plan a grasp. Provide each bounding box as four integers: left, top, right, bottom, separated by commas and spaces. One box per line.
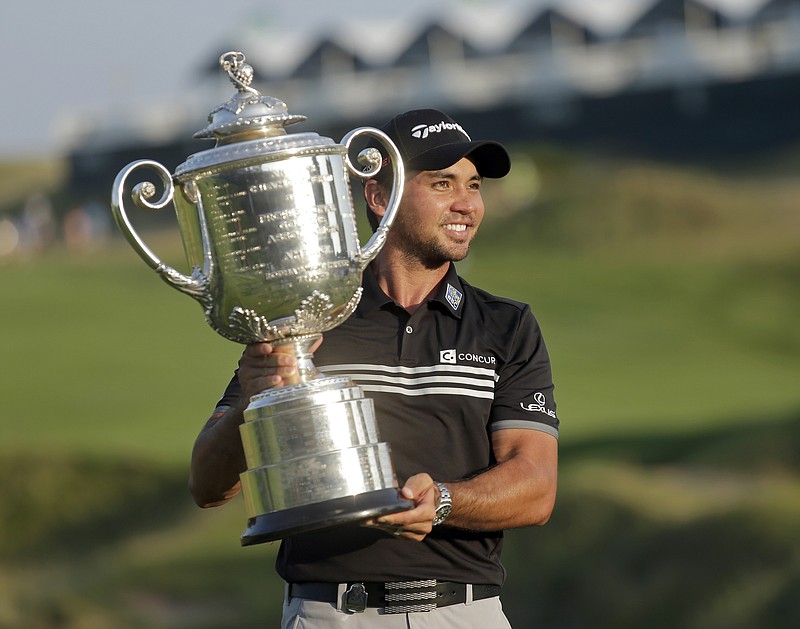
0, 193, 111, 257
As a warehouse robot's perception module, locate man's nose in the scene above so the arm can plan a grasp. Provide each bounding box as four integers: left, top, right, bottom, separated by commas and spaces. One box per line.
451, 187, 479, 213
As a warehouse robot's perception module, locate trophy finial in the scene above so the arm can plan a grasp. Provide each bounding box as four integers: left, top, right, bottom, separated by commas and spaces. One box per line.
193, 51, 307, 143
220, 51, 258, 95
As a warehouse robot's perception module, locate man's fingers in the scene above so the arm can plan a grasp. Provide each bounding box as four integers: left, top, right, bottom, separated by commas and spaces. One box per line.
237, 343, 301, 397
242, 342, 275, 357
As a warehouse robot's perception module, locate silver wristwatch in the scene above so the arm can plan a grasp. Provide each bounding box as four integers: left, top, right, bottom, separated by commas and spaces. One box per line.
432, 482, 452, 526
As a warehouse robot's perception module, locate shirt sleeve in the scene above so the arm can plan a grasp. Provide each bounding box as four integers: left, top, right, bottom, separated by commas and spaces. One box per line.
213, 370, 242, 415
489, 305, 559, 439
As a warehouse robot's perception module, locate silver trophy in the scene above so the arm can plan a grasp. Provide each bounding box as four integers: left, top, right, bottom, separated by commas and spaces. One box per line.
111, 51, 412, 545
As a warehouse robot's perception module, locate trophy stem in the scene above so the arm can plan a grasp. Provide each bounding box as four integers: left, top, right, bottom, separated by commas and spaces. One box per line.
271, 335, 322, 385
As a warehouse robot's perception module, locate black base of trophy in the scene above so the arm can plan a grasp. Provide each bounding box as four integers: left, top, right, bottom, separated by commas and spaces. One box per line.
240, 488, 414, 546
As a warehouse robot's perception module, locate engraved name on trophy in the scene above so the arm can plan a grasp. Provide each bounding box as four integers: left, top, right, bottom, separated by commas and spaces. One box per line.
111, 51, 412, 545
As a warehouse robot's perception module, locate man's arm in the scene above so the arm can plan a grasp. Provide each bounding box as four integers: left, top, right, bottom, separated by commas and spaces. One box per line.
365, 428, 557, 539
444, 428, 558, 530
189, 343, 300, 508
189, 405, 248, 508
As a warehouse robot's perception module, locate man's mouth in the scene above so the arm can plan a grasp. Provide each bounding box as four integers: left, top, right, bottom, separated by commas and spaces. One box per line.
443, 224, 468, 233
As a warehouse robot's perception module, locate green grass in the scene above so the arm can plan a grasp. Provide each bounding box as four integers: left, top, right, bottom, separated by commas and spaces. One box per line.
1, 246, 241, 461
463, 248, 800, 438
5, 238, 796, 458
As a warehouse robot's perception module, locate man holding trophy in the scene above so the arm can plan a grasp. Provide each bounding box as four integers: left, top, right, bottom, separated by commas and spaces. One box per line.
189, 107, 560, 627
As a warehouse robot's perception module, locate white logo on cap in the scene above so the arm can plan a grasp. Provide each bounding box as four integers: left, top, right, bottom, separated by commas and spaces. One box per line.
410, 121, 471, 141
411, 124, 429, 139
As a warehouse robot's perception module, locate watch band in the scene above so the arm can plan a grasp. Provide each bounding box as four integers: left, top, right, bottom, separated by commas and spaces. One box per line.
432, 481, 452, 526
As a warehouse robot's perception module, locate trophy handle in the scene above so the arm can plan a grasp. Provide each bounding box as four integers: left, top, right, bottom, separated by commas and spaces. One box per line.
111, 160, 210, 302
341, 128, 405, 270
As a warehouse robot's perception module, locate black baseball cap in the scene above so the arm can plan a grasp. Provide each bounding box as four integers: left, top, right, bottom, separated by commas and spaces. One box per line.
376, 109, 511, 178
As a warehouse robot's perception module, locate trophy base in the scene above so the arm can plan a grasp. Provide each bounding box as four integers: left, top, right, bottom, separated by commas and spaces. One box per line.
240, 488, 414, 546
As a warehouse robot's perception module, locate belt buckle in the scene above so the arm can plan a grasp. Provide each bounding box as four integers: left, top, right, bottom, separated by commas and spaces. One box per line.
344, 583, 368, 613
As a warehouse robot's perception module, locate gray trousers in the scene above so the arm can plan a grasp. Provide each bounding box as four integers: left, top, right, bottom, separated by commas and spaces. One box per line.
281, 595, 513, 628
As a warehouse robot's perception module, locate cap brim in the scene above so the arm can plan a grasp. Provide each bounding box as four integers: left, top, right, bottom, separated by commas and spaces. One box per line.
408, 141, 511, 178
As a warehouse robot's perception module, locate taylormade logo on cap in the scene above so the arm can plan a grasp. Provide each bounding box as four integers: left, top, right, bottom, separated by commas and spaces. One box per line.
410, 121, 471, 140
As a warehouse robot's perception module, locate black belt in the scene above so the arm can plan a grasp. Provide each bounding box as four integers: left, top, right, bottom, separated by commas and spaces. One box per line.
288, 580, 501, 614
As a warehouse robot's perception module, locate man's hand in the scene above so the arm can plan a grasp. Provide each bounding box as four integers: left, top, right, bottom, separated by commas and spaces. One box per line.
237, 342, 300, 399
362, 473, 440, 542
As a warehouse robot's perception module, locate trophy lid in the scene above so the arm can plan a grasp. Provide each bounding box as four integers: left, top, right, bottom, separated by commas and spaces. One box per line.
194, 51, 307, 143
175, 52, 339, 177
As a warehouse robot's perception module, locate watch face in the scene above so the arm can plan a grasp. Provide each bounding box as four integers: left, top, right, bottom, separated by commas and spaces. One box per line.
433, 504, 451, 526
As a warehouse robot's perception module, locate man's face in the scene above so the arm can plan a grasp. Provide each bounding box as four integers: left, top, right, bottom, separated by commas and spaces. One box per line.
388, 157, 485, 269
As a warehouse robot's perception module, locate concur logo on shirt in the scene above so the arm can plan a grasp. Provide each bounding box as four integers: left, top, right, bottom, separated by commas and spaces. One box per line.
440, 349, 457, 364
440, 349, 497, 366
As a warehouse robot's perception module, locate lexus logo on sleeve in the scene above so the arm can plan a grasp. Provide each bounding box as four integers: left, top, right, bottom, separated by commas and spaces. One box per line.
520, 392, 557, 419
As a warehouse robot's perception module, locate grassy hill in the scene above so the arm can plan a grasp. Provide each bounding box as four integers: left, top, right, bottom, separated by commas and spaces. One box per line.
0, 145, 798, 628
0, 157, 67, 213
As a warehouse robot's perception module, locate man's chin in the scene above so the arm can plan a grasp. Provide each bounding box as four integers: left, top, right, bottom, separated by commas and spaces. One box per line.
420, 248, 470, 269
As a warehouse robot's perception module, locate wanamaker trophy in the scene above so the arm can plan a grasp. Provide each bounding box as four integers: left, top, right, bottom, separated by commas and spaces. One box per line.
111, 51, 413, 545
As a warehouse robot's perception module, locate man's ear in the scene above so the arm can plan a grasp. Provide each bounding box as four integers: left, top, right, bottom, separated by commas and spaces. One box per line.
364, 179, 388, 221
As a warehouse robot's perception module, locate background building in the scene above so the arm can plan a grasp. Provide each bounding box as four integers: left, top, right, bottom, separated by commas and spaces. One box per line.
68, 0, 800, 203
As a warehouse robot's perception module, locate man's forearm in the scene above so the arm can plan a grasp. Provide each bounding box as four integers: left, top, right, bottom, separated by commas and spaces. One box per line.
189, 403, 248, 508
444, 461, 556, 531
444, 431, 558, 531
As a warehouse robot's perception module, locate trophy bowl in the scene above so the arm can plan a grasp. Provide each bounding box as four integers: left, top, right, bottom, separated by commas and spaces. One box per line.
111, 51, 412, 545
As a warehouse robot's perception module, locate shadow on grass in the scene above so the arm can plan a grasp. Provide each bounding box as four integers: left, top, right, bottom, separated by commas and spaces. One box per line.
2, 409, 799, 628
0, 449, 191, 560
502, 408, 800, 629
560, 407, 800, 472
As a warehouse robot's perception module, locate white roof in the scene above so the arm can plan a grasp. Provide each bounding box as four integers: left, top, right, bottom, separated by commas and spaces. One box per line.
229, 0, 775, 76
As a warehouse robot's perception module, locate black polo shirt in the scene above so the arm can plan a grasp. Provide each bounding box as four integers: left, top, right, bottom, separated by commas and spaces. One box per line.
215, 263, 558, 585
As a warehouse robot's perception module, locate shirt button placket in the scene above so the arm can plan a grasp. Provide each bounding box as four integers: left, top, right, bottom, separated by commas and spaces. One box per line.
399, 324, 416, 365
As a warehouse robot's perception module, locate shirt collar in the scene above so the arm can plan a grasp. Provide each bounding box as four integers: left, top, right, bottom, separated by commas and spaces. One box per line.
430, 263, 465, 318
358, 263, 465, 319
358, 264, 394, 312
